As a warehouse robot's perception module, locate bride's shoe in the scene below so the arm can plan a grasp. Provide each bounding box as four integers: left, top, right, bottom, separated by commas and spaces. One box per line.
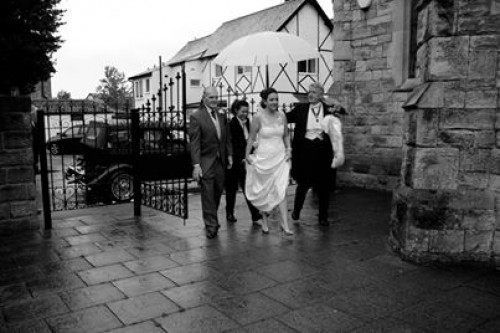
261, 213, 270, 234
280, 226, 294, 235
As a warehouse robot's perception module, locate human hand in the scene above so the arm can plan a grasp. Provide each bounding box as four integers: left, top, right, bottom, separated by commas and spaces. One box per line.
245, 156, 253, 165
331, 155, 344, 169
227, 156, 233, 169
285, 148, 292, 161
192, 165, 203, 182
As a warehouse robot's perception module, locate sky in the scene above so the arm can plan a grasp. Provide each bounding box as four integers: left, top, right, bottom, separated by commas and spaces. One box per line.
51, 0, 334, 99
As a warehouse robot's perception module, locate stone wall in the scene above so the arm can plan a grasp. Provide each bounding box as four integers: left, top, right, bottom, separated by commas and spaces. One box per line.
0, 97, 39, 232
330, 0, 407, 191
390, 0, 500, 266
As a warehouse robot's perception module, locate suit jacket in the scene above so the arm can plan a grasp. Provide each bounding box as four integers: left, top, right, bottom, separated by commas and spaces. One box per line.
189, 105, 232, 177
286, 102, 333, 180
228, 116, 249, 164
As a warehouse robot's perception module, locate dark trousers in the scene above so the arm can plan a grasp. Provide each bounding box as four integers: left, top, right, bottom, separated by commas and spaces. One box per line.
225, 162, 261, 221
200, 159, 225, 230
293, 139, 331, 220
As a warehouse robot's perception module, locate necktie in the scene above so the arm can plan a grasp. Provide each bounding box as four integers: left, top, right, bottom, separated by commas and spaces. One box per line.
211, 109, 221, 139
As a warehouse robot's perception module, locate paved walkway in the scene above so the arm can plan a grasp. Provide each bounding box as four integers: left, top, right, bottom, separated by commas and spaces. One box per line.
1, 187, 499, 332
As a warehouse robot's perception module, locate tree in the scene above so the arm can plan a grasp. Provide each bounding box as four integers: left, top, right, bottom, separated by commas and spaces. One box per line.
56, 90, 71, 100
0, 0, 65, 95
96, 66, 132, 108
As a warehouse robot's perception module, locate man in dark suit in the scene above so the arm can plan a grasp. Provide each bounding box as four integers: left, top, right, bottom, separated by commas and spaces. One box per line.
225, 100, 262, 225
189, 87, 232, 238
286, 82, 343, 226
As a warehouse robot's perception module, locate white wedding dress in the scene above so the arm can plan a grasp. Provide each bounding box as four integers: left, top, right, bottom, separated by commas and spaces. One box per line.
245, 112, 290, 212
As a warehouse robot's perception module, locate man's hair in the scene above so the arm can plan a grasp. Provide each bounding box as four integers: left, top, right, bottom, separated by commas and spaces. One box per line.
202, 86, 217, 99
309, 82, 324, 93
231, 99, 249, 115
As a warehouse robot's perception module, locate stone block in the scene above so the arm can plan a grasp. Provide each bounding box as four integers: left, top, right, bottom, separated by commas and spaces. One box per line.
371, 22, 391, 36
10, 200, 36, 218
491, 149, 500, 175
465, 89, 498, 109
468, 51, 497, 80
378, 34, 392, 44
415, 109, 438, 147
493, 0, 500, 14
334, 41, 353, 60
352, 26, 372, 40
427, 0, 455, 37
438, 130, 475, 149
460, 149, 491, 173
470, 35, 500, 51
405, 226, 431, 252
475, 131, 496, 148
493, 233, 500, 255
443, 82, 466, 108
0, 113, 31, 131
7, 167, 34, 184
0, 150, 33, 167
462, 210, 496, 231
367, 14, 392, 26
427, 36, 469, 81
490, 175, 500, 193
413, 148, 459, 190
440, 109, 495, 130
3, 132, 31, 149
429, 230, 465, 254
354, 71, 373, 81
409, 202, 462, 230
458, 173, 490, 189
366, 58, 387, 70
0, 203, 9, 220
449, 189, 496, 211
0, 184, 28, 203
464, 230, 493, 253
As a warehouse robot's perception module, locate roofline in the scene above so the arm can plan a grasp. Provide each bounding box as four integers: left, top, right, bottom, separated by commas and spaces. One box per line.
278, 0, 333, 31
128, 71, 153, 81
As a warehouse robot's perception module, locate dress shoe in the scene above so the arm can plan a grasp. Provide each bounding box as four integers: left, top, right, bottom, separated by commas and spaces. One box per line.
291, 211, 300, 221
226, 213, 237, 223
206, 225, 220, 239
318, 218, 329, 226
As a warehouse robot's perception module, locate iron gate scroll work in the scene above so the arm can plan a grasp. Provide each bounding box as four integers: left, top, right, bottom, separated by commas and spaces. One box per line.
36, 70, 189, 227
133, 71, 190, 220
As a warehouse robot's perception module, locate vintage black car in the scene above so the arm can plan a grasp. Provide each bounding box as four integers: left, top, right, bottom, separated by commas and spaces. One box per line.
46, 125, 87, 155
66, 120, 191, 203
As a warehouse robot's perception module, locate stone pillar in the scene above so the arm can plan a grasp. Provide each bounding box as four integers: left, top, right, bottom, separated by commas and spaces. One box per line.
0, 96, 39, 232
390, 0, 500, 266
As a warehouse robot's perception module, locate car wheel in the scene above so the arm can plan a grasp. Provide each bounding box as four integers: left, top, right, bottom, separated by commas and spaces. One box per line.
49, 143, 60, 155
109, 171, 134, 202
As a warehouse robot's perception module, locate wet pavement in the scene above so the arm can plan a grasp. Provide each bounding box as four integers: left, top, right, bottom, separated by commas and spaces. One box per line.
1, 186, 499, 332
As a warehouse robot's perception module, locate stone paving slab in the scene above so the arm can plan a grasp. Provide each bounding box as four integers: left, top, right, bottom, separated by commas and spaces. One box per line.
0, 187, 499, 332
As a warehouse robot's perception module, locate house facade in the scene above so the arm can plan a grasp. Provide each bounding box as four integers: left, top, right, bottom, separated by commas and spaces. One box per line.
129, 0, 333, 114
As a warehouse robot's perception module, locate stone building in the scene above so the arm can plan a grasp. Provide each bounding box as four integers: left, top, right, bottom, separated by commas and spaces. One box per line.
331, 0, 500, 266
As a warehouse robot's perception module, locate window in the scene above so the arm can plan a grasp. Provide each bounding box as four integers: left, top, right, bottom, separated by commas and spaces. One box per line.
236, 66, 252, 75
215, 64, 223, 77
134, 81, 143, 98
190, 79, 201, 87
145, 79, 150, 93
298, 59, 317, 74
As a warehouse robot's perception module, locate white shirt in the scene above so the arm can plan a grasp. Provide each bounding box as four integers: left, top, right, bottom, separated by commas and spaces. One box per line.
237, 117, 249, 140
305, 103, 324, 140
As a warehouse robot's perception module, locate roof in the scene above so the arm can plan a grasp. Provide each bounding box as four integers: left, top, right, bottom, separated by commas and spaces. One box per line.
167, 0, 332, 66
128, 69, 153, 81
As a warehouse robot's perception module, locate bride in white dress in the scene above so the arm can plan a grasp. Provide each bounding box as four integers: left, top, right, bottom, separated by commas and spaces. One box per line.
245, 88, 293, 235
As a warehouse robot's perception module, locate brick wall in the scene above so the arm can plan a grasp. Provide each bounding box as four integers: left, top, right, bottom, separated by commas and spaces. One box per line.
389, 0, 500, 266
0, 97, 39, 232
330, 0, 406, 191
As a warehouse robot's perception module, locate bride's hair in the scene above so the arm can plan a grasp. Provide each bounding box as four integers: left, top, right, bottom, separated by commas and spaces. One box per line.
259, 87, 278, 108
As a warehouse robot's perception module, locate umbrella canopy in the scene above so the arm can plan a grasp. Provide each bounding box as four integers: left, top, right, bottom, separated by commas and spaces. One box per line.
213, 31, 320, 67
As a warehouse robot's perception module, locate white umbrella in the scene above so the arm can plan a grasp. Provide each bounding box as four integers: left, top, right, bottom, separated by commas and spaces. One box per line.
213, 31, 320, 68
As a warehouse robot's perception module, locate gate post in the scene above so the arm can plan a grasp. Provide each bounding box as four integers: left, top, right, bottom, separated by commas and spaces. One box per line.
37, 109, 52, 229
131, 109, 141, 217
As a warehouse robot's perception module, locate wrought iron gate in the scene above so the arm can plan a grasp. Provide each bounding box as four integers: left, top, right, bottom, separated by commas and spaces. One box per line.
36, 70, 189, 228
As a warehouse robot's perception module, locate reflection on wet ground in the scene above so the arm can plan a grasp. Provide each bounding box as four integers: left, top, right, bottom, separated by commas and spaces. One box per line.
1, 187, 499, 332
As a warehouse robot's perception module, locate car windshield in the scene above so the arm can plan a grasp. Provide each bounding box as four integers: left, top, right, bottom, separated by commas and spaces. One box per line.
63, 126, 82, 136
